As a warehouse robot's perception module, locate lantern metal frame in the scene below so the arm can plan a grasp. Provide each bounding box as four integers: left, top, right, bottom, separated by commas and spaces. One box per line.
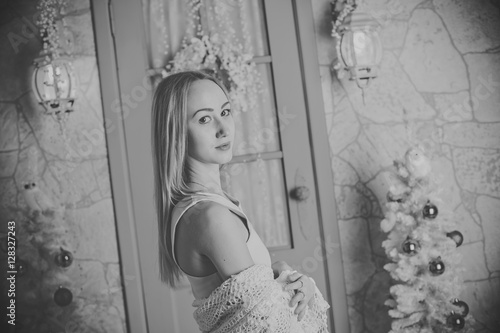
333, 7, 383, 90
32, 51, 76, 116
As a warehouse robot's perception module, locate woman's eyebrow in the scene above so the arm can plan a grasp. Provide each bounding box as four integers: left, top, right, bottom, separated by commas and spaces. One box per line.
192, 101, 230, 118
192, 108, 213, 118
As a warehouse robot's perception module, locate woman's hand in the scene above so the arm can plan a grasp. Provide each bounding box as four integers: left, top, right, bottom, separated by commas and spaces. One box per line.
272, 260, 293, 278
284, 271, 316, 321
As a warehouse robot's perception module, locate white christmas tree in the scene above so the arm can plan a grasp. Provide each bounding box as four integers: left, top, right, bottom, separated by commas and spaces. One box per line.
381, 147, 475, 333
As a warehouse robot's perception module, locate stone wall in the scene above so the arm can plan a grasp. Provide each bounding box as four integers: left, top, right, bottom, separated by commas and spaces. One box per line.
0, 1, 126, 332
311, 0, 500, 332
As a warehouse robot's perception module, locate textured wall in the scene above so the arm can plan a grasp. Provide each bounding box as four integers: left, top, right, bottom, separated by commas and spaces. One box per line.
0, 1, 126, 332
311, 0, 500, 332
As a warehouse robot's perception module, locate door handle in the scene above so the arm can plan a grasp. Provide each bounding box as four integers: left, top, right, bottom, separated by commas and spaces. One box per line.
291, 186, 310, 201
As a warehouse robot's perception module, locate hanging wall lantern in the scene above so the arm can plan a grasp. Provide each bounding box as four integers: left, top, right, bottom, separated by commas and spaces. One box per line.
32, 51, 76, 115
337, 11, 382, 89
33, 0, 75, 117
331, 0, 383, 91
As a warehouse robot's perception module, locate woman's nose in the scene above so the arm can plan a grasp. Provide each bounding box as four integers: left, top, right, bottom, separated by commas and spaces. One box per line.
216, 119, 229, 138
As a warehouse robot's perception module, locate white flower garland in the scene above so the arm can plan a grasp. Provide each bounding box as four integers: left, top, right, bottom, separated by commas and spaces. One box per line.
37, 0, 67, 61
164, 1, 261, 114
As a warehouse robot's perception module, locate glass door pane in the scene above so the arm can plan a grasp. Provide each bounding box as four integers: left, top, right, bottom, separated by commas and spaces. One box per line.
203, 0, 270, 57
142, 0, 270, 68
232, 64, 280, 155
221, 158, 290, 248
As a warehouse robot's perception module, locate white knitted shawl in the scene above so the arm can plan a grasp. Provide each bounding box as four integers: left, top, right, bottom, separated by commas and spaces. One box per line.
192, 264, 330, 333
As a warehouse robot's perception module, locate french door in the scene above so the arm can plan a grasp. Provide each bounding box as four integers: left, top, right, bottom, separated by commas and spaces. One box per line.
92, 0, 346, 332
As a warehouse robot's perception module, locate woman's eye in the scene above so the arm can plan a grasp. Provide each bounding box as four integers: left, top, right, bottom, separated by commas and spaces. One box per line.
221, 109, 231, 116
199, 116, 211, 124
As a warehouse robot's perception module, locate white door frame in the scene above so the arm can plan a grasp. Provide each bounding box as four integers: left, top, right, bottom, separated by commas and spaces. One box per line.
90, 0, 349, 332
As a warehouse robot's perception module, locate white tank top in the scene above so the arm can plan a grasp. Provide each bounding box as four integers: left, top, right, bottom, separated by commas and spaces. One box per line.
170, 191, 272, 300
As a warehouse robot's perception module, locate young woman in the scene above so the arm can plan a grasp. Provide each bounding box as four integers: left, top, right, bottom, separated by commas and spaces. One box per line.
151, 70, 329, 332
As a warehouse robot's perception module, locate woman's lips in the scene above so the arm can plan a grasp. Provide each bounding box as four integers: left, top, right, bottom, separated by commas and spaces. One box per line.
216, 143, 231, 151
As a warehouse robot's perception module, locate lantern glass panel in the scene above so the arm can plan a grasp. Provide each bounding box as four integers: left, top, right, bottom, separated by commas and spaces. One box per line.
353, 30, 381, 66
339, 31, 355, 68
353, 31, 370, 65
53, 64, 72, 98
34, 65, 56, 101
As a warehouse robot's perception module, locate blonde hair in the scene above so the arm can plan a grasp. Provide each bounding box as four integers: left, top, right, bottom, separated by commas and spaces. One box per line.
151, 70, 228, 287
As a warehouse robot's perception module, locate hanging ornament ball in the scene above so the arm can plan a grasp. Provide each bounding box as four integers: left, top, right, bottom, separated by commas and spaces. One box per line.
429, 257, 445, 275
54, 286, 73, 307
423, 202, 438, 219
446, 231, 464, 247
55, 248, 73, 268
15, 258, 27, 277
402, 238, 420, 255
451, 299, 470, 317
447, 312, 465, 331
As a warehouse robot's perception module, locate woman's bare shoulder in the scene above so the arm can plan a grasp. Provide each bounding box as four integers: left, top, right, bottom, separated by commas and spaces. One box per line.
179, 200, 246, 243
178, 200, 254, 279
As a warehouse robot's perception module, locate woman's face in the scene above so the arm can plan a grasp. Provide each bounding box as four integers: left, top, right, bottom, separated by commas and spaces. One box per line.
186, 79, 235, 165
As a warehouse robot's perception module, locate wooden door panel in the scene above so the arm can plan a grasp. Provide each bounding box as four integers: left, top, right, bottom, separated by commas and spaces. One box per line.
264, 0, 329, 295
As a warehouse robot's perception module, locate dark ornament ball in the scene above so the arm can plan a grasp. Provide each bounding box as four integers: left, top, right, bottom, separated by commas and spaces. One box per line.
452, 298, 469, 317
446, 231, 464, 247
55, 248, 73, 268
54, 286, 73, 307
447, 312, 465, 331
15, 259, 27, 277
429, 257, 445, 275
423, 202, 438, 219
402, 238, 419, 255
